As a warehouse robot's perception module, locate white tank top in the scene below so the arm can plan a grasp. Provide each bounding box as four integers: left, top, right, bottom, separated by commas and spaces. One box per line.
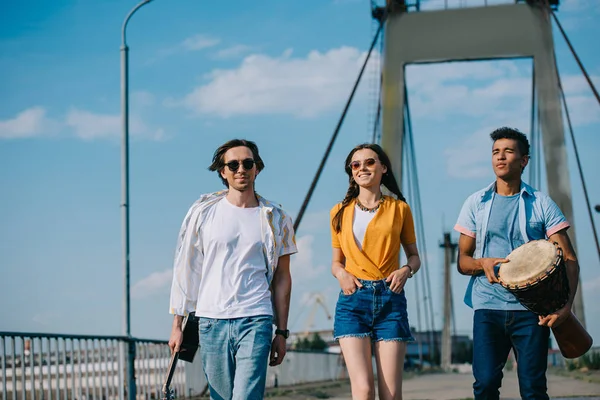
352, 204, 376, 250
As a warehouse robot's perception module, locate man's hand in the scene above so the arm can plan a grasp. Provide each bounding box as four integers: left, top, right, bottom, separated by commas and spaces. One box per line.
539, 304, 571, 328
168, 326, 183, 354
479, 257, 508, 283
385, 267, 410, 293
269, 335, 287, 366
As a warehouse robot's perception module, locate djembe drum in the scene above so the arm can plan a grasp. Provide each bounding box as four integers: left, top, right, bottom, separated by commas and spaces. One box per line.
498, 240, 593, 359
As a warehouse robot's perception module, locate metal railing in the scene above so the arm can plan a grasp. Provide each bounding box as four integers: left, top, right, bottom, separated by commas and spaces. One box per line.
1, 332, 185, 400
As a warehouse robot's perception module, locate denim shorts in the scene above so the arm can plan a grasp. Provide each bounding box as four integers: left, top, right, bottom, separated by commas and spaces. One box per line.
334, 279, 414, 342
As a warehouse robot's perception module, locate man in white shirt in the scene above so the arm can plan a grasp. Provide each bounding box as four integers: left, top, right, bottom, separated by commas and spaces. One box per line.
168, 139, 297, 400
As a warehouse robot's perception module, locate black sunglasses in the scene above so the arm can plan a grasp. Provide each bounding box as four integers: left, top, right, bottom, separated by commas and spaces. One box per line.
225, 159, 255, 172
349, 158, 377, 171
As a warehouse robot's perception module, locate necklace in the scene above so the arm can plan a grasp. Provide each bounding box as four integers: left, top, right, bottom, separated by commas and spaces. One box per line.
355, 196, 384, 213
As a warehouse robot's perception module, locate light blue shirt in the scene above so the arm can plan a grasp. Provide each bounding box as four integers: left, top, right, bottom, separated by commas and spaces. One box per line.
454, 181, 570, 309
474, 193, 523, 310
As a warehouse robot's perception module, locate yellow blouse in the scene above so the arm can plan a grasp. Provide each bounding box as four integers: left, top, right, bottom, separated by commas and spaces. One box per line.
330, 196, 417, 280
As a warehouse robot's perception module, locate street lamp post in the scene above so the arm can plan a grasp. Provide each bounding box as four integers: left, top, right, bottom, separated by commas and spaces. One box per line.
121, 1, 153, 399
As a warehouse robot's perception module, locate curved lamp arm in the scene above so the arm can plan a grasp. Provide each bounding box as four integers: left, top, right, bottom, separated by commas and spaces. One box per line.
121, 0, 153, 48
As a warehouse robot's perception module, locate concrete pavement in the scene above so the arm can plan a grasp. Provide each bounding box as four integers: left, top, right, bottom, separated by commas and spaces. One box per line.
326, 370, 600, 400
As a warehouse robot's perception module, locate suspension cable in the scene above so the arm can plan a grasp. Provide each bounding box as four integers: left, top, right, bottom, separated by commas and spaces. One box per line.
404, 84, 438, 363
404, 115, 428, 364
403, 125, 425, 365
555, 66, 600, 263
371, 26, 385, 144
372, 85, 382, 144
293, 20, 385, 233
529, 59, 537, 188
551, 10, 600, 107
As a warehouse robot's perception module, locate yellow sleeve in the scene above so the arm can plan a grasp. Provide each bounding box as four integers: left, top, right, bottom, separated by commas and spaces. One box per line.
400, 203, 417, 245
330, 204, 342, 249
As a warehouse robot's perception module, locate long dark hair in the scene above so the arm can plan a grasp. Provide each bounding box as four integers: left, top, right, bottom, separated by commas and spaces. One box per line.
332, 143, 405, 233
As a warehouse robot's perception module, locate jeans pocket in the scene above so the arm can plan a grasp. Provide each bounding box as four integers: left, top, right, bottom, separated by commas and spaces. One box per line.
339, 288, 359, 297
249, 315, 273, 330
387, 286, 404, 295
199, 318, 216, 334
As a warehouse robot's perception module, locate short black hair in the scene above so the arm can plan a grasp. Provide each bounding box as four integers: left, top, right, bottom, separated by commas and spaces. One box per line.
490, 127, 530, 156
208, 139, 265, 187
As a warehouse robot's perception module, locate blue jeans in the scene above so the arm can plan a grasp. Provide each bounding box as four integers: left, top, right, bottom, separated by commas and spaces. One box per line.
334, 279, 414, 342
199, 315, 273, 400
472, 309, 550, 400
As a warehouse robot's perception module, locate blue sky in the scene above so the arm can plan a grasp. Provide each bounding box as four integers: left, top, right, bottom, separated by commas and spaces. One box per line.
1, 0, 599, 348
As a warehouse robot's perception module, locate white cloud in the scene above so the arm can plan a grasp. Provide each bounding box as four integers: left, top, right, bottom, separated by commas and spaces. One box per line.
410, 59, 597, 178
472, 77, 531, 99
131, 90, 156, 108
291, 235, 329, 283
65, 109, 120, 140
443, 127, 496, 179
181, 34, 220, 51
214, 44, 254, 59
560, 75, 600, 127
132, 269, 173, 300
296, 210, 331, 233
148, 34, 221, 64
176, 48, 589, 125
407, 62, 530, 120
1, 92, 165, 142
560, 75, 600, 95
563, 95, 600, 126
0, 107, 57, 139
65, 108, 164, 141
180, 46, 377, 118
407, 61, 511, 88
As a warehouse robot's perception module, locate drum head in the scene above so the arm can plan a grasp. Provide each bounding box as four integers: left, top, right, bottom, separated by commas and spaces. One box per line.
499, 240, 557, 287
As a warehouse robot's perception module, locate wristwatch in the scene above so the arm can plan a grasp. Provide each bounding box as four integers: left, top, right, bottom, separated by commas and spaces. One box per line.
402, 264, 415, 278
275, 329, 290, 339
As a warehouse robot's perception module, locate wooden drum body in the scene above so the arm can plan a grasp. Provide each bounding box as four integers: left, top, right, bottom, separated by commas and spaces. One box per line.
498, 240, 592, 359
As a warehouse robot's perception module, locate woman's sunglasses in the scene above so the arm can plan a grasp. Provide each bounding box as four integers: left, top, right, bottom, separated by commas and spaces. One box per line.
349, 158, 377, 171
225, 159, 255, 172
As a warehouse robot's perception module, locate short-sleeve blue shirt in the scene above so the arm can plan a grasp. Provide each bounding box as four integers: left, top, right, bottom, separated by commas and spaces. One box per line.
454, 181, 570, 309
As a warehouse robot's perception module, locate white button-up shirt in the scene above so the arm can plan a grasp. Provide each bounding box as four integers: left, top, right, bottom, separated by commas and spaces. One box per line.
169, 190, 297, 316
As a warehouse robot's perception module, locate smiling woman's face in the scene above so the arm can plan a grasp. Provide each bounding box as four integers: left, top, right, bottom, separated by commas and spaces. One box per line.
350, 148, 387, 189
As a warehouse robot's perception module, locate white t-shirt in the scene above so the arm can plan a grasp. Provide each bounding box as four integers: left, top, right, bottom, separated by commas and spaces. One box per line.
353, 205, 376, 250
195, 198, 273, 318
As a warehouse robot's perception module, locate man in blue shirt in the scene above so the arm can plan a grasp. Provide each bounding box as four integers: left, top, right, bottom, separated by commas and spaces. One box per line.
454, 127, 580, 400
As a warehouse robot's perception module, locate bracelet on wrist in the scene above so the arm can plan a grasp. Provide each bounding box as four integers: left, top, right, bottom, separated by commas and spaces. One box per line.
402, 264, 415, 278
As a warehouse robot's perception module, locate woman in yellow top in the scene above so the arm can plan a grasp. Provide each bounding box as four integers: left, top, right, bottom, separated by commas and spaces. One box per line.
330, 143, 421, 400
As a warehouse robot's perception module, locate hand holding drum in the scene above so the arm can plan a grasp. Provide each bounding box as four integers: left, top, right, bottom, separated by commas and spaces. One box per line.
497, 240, 593, 359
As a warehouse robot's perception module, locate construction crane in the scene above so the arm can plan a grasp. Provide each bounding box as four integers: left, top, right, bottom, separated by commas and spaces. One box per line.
302, 292, 333, 337
290, 292, 333, 348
